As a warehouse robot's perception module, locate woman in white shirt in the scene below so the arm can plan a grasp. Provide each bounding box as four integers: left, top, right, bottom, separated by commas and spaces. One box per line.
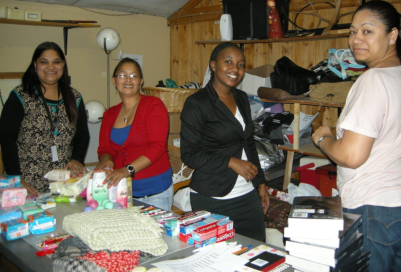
312, 1, 401, 271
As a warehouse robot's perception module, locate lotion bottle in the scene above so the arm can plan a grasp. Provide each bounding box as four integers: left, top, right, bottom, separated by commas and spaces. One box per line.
116, 177, 128, 208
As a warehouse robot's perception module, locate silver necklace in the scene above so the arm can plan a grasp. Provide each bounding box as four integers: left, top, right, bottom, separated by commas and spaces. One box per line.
122, 96, 140, 123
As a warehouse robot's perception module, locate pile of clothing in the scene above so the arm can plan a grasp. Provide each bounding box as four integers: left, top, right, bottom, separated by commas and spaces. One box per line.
53, 207, 168, 271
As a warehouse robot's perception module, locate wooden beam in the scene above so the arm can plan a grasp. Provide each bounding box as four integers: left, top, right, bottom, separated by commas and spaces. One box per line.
168, 12, 222, 26
170, 5, 222, 19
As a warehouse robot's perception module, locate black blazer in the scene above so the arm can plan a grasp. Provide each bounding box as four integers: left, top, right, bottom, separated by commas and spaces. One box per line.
180, 82, 265, 197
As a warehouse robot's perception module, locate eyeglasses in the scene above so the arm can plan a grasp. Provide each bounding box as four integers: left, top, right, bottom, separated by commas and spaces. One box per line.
115, 73, 140, 79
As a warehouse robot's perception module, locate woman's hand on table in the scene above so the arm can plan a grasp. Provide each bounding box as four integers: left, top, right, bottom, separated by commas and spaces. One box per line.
228, 157, 258, 182
65, 160, 88, 178
102, 168, 130, 189
258, 184, 270, 214
21, 179, 39, 197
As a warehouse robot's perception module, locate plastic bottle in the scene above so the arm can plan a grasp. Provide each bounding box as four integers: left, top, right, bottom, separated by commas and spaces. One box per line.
268, 0, 284, 39
91, 172, 108, 203
86, 178, 93, 203
116, 177, 128, 208
126, 177, 133, 207
108, 185, 117, 203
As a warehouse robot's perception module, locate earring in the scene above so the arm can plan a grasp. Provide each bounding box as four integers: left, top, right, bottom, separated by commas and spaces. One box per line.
390, 39, 393, 45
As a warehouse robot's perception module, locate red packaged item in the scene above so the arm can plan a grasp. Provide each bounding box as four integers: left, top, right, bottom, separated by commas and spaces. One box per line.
315, 164, 337, 197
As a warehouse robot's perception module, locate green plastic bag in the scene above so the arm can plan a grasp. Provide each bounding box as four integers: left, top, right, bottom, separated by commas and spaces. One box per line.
166, 78, 178, 88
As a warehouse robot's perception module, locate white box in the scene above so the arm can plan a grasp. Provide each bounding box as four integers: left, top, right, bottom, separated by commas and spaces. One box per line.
24, 11, 42, 21
7, 8, 24, 20
240, 64, 274, 95
300, 156, 330, 169
0, 6, 7, 18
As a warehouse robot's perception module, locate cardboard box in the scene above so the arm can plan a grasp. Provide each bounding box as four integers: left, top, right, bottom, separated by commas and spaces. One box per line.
240, 64, 274, 95
169, 113, 181, 134
168, 133, 180, 146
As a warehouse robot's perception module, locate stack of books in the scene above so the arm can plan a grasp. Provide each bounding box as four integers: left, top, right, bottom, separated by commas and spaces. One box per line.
284, 196, 370, 272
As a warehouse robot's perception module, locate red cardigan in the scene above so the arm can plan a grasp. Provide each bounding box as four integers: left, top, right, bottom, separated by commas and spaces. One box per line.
97, 95, 171, 179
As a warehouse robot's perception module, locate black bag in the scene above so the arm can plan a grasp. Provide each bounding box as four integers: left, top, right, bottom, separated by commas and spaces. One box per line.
270, 57, 318, 95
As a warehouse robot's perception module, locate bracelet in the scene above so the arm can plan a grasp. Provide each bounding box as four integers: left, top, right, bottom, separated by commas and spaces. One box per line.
317, 135, 334, 149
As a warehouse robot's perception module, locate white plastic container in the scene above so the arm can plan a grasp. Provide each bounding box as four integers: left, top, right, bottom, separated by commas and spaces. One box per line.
116, 178, 128, 208
86, 178, 93, 203
108, 185, 117, 203
91, 172, 108, 203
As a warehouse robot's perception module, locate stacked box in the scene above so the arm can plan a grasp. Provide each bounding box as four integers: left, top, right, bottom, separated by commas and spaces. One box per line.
18, 203, 44, 220
28, 211, 56, 235
0, 207, 22, 234
0, 175, 21, 188
1, 218, 29, 241
0, 187, 27, 207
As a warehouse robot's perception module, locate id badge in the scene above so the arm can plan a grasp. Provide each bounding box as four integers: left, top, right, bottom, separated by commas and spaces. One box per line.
51, 145, 59, 162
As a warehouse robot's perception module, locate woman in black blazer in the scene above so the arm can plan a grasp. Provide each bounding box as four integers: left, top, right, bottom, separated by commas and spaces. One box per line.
180, 42, 270, 241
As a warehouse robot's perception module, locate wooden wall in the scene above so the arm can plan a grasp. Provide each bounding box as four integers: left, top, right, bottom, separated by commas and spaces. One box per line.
168, 0, 364, 86
168, 0, 401, 128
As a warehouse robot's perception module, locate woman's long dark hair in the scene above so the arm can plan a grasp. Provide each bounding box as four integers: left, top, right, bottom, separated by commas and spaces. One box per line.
22, 42, 78, 126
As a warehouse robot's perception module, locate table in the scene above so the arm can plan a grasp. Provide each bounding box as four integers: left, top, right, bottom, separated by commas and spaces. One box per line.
0, 200, 292, 272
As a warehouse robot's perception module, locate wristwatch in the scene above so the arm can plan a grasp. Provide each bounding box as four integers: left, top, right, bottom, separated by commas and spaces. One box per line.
126, 164, 135, 178
317, 136, 331, 149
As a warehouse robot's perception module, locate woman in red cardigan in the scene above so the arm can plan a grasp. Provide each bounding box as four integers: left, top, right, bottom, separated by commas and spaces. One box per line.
95, 58, 173, 211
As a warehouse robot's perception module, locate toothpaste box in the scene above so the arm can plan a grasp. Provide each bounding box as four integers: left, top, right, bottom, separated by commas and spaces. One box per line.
179, 232, 192, 243
28, 211, 56, 235
0, 175, 21, 188
191, 218, 234, 242
1, 218, 29, 241
165, 218, 179, 237
177, 210, 211, 225
0, 187, 27, 208
179, 217, 206, 235
193, 229, 235, 248
185, 214, 229, 235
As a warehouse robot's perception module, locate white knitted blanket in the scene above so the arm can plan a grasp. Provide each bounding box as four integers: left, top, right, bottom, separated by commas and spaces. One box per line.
62, 207, 168, 256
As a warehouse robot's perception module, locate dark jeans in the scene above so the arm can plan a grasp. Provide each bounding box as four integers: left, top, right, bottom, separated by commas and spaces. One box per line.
343, 205, 401, 272
190, 189, 266, 241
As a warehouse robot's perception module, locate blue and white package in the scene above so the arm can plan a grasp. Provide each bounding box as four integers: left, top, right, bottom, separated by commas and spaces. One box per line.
0, 175, 21, 188
1, 218, 29, 240
28, 211, 56, 235
0, 207, 23, 233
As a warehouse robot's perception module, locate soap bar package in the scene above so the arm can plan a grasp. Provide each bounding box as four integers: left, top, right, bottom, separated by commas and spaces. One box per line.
1, 218, 29, 241
28, 211, 56, 235
18, 203, 44, 220
0, 187, 27, 208
0, 207, 23, 233
0, 175, 21, 188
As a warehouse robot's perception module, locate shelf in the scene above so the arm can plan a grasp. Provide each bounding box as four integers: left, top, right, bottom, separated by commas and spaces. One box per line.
264, 159, 300, 182
195, 33, 349, 45
279, 142, 326, 159
0, 18, 100, 28
0, 18, 101, 55
260, 96, 345, 108
0, 72, 24, 79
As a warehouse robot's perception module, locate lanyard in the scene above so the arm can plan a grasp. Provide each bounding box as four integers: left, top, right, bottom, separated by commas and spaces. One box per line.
38, 88, 61, 136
